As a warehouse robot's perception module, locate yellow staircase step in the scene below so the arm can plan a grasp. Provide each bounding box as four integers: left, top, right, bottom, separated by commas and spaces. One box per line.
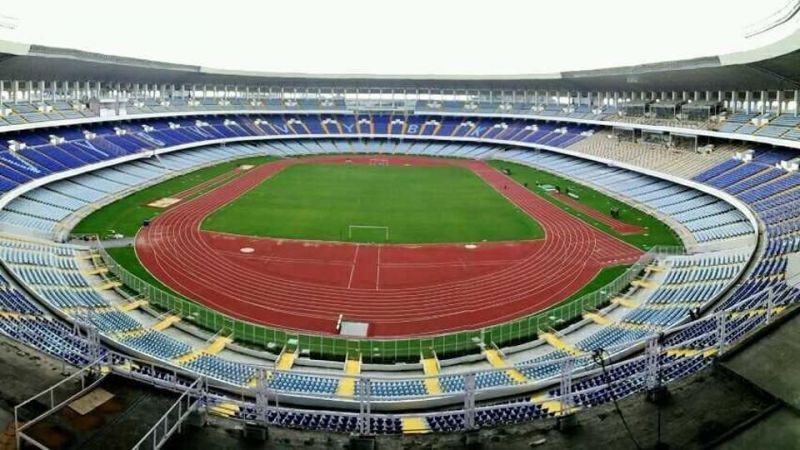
118, 299, 148, 312
505, 370, 528, 384
666, 348, 700, 358
541, 400, 565, 414
484, 348, 506, 368
423, 377, 442, 396
276, 349, 297, 370
336, 356, 362, 397
484, 349, 527, 383
729, 306, 786, 319
401, 417, 430, 434
204, 336, 233, 355
82, 267, 108, 276
645, 264, 665, 273
208, 402, 240, 418
421, 357, 443, 395
583, 312, 610, 325
531, 393, 577, 415
611, 297, 639, 308
344, 358, 361, 376
337, 378, 356, 397
540, 332, 582, 356
98, 281, 122, 290
631, 279, 657, 289
152, 314, 181, 331
174, 350, 202, 364
421, 357, 440, 375
667, 347, 720, 359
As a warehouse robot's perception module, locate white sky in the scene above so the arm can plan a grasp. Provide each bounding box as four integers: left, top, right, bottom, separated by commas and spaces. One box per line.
0, 0, 792, 76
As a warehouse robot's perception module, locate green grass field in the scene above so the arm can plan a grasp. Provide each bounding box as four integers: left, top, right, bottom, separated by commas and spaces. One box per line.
202, 163, 543, 244
73, 156, 276, 237
488, 160, 683, 251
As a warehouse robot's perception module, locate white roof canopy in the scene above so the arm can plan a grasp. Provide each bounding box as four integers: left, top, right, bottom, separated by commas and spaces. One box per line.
0, 0, 793, 76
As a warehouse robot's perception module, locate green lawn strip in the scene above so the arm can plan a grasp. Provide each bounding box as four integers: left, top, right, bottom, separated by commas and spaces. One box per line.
562, 264, 630, 302
106, 246, 184, 297
483, 264, 633, 347
73, 156, 277, 238
488, 160, 683, 251
521, 265, 631, 329
202, 163, 543, 244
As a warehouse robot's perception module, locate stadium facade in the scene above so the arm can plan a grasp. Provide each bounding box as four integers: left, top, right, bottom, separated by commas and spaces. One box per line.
2, 13, 800, 448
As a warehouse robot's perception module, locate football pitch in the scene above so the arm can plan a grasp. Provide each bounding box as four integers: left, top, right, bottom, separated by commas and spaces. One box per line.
201, 163, 544, 243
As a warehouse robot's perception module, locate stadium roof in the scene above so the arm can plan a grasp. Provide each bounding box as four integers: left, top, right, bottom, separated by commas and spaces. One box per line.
1, 22, 800, 91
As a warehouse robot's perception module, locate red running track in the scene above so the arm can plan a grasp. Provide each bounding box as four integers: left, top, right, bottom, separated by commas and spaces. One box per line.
550, 192, 646, 235
135, 156, 642, 337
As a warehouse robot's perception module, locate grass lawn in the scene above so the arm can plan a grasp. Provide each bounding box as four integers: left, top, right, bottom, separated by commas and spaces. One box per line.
488, 160, 683, 251
106, 246, 183, 297
202, 163, 543, 244
73, 156, 276, 237
563, 265, 630, 302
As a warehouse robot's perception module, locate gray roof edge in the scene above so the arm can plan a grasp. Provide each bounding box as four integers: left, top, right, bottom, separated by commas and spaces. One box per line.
26, 43, 200, 72
720, 27, 800, 66
0, 24, 799, 84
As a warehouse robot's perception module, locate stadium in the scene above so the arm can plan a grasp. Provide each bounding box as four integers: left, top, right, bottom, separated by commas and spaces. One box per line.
0, 1, 800, 449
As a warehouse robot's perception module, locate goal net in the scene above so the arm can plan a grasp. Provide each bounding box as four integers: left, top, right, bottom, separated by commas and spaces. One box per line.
369, 158, 389, 166
348, 225, 390, 242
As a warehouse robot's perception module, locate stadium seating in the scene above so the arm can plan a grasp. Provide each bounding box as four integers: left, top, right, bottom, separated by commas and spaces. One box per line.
496, 149, 753, 244
0, 105, 797, 437
123, 331, 193, 360
183, 354, 257, 385
269, 372, 338, 395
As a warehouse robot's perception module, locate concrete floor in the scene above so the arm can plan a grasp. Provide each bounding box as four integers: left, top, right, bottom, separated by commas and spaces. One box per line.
21, 376, 179, 450
717, 408, 800, 450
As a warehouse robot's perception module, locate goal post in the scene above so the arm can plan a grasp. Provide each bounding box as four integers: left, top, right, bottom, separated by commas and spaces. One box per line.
348, 225, 390, 242
368, 158, 389, 166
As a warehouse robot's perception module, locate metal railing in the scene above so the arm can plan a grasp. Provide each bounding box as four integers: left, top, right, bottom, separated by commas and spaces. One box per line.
131, 378, 204, 450
14, 357, 108, 450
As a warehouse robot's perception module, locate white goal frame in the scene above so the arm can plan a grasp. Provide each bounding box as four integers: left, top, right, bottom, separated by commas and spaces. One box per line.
369, 158, 389, 166
348, 225, 390, 241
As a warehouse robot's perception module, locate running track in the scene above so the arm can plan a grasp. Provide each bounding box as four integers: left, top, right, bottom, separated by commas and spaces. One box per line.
136, 156, 642, 337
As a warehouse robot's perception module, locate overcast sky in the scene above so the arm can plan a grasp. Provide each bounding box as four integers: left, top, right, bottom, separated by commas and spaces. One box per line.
0, 0, 793, 75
